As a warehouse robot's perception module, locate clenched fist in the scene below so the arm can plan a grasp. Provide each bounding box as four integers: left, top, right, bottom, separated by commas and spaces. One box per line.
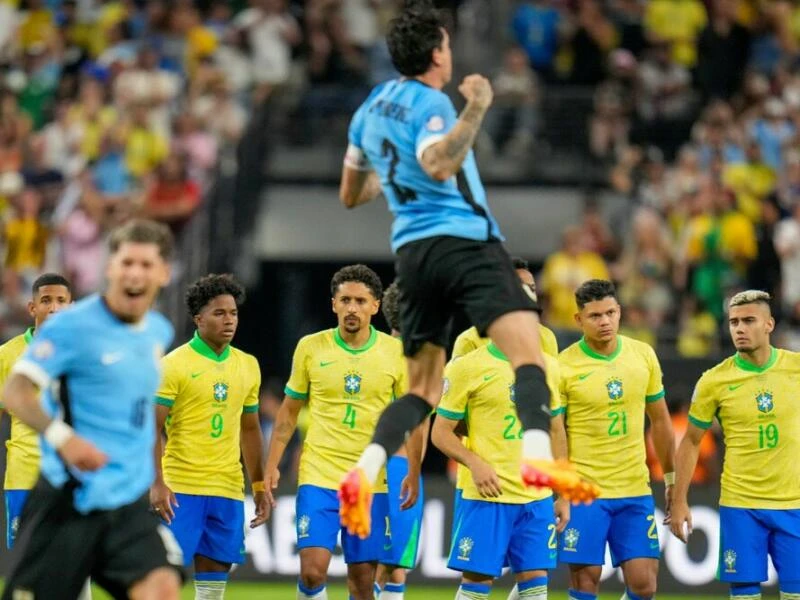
458, 74, 493, 110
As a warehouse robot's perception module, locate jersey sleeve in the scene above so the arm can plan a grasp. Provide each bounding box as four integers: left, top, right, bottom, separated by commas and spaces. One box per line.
688, 373, 717, 430
545, 356, 563, 416
155, 355, 182, 409
414, 92, 458, 163
541, 326, 559, 357
557, 355, 569, 414
285, 337, 310, 400
645, 345, 666, 403
437, 359, 469, 420
243, 355, 261, 414
452, 328, 479, 358
12, 316, 76, 389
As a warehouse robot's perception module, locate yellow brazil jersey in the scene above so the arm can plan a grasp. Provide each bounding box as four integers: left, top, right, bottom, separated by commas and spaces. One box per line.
439, 343, 561, 503
156, 332, 261, 501
451, 325, 558, 492
559, 335, 665, 498
452, 325, 559, 359
285, 326, 406, 493
688, 348, 800, 509
1, 329, 38, 490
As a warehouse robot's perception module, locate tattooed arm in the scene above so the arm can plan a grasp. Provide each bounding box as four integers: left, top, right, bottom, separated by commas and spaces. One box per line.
264, 396, 303, 510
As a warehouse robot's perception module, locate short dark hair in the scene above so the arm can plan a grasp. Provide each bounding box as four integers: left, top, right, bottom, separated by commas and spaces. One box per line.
32, 273, 71, 296
575, 279, 617, 310
186, 273, 246, 317
109, 219, 174, 260
382, 281, 401, 332
387, 4, 446, 77
330, 264, 383, 300
511, 256, 529, 271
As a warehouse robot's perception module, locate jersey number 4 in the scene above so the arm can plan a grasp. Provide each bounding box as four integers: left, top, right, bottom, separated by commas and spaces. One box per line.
382, 139, 417, 204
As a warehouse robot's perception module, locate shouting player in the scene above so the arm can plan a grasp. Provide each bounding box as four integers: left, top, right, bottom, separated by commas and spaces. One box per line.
151, 274, 266, 599
670, 291, 800, 600
265, 265, 410, 600
1, 220, 182, 600
558, 280, 675, 600
339, 1, 597, 537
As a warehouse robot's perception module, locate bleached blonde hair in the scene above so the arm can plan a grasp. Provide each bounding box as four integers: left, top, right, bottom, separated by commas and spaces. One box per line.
729, 290, 772, 309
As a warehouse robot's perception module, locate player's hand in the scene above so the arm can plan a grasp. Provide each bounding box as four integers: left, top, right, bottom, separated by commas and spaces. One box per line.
668, 500, 692, 543
664, 484, 674, 520
470, 459, 501, 498
554, 497, 570, 533
458, 74, 493, 111
250, 491, 269, 528
150, 479, 179, 524
265, 467, 280, 511
399, 474, 420, 510
59, 435, 108, 472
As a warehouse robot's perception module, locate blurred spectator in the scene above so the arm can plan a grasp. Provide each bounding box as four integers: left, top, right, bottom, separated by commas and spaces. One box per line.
590, 49, 636, 161
22, 134, 64, 207
123, 102, 168, 179
644, 0, 707, 68
68, 78, 117, 163
619, 302, 657, 347
774, 200, 800, 317
579, 195, 617, 260
511, 0, 561, 79
748, 195, 783, 300
722, 137, 776, 223
748, 97, 795, 172
607, 0, 647, 57
172, 112, 218, 184
696, 0, 751, 102
561, 0, 617, 86
677, 298, 720, 357
4, 188, 49, 303
141, 151, 201, 234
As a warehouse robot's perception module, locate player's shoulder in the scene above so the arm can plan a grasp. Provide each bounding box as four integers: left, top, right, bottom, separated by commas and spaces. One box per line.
294, 329, 333, 354
162, 340, 192, 362
776, 347, 800, 368
697, 355, 738, 387
620, 335, 658, 361
375, 330, 403, 351
230, 345, 261, 370
557, 340, 584, 365
0, 332, 28, 358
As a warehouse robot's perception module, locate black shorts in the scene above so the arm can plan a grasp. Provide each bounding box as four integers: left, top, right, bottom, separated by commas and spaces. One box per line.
396, 236, 536, 357
2, 479, 184, 600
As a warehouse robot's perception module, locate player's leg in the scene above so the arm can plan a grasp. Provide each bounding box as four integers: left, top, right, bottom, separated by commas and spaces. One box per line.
718, 507, 770, 600
608, 497, 660, 599
506, 496, 557, 600
457, 573, 495, 600
163, 493, 207, 568
296, 486, 341, 599
128, 567, 181, 600
343, 492, 389, 599
567, 567, 602, 600
347, 562, 378, 600
192, 496, 247, 599
560, 499, 612, 600
767, 508, 800, 600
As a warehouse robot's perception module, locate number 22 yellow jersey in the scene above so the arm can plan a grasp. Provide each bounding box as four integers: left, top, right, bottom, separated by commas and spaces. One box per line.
1, 328, 38, 490
156, 332, 261, 500
559, 335, 665, 498
689, 347, 800, 509
285, 326, 406, 493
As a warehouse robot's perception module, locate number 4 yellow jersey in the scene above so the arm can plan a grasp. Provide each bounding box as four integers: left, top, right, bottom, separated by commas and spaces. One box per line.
285, 326, 406, 492
559, 335, 665, 499
689, 347, 800, 509
156, 332, 261, 500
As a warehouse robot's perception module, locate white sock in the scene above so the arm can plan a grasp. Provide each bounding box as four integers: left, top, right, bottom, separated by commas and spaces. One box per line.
356, 443, 388, 484
781, 593, 800, 600
298, 583, 328, 599
383, 582, 405, 599
194, 578, 226, 599
522, 429, 552, 460
77, 579, 92, 600
507, 583, 520, 600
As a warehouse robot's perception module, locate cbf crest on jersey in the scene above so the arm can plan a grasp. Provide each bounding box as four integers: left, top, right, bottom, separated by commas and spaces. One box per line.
344, 371, 362, 396
756, 390, 774, 413
213, 382, 229, 402
606, 378, 623, 401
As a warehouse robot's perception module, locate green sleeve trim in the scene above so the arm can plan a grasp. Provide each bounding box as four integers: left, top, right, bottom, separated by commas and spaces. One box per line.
436, 407, 465, 420
646, 389, 666, 403
284, 386, 308, 400
551, 407, 565, 417
154, 396, 174, 408
688, 414, 712, 430
243, 405, 259, 414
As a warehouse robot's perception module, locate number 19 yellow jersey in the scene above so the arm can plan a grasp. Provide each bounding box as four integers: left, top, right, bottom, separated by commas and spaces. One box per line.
285, 326, 406, 492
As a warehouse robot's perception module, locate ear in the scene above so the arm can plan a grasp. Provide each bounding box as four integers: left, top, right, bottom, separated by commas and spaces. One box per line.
766, 316, 776, 334
331, 297, 336, 314
193, 313, 201, 328
370, 298, 381, 316
159, 261, 172, 287
574, 312, 582, 328
27, 300, 36, 320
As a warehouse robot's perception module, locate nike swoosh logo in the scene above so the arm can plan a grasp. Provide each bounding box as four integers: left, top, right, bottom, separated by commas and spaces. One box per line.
578, 372, 594, 380
383, 544, 393, 551
191, 371, 206, 379
549, 551, 558, 559
320, 361, 336, 367
729, 383, 745, 391
101, 352, 124, 365
483, 374, 495, 381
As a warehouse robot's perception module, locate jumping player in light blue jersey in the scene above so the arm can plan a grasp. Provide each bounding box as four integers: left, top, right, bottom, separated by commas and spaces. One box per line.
337, 1, 598, 543
1, 220, 183, 600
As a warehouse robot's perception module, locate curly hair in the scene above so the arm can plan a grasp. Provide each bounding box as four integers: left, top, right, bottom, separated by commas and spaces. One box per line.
575, 279, 617, 310
186, 273, 246, 316
382, 281, 401, 333
330, 264, 383, 300
386, 3, 446, 77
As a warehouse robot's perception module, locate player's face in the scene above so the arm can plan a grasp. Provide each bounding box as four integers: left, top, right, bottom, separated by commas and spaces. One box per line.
729, 303, 774, 353
195, 294, 238, 347
575, 296, 620, 343
106, 242, 171, 322
332, 282, 380, 334
433, 28, 453, 85
28, 284, 71, 329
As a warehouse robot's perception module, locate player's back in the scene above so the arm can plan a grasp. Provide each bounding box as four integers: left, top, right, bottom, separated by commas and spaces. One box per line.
349, 79, 502, 251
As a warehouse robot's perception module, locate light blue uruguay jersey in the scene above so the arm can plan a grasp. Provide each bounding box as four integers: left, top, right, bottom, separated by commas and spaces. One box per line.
12, 295, 174, 513
346, 78, 503, 252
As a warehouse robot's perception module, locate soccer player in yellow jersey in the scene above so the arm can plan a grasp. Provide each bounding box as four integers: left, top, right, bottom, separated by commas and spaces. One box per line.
151, 274, 266, 600
1, 273, 71, 549
670, 290, 800, 600
265, 265, 409, 600
558, 280, 675, 600
433, 341, 567, 600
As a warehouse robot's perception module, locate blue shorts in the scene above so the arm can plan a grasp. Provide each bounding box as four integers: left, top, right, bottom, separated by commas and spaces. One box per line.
448, 496, 556, 577
559, 495, 659, 567
383, 456, 424, 569
5, 489, 29, 549
296, 484, 389, 564
718, 507, 800, 583
166, 493, 245, 566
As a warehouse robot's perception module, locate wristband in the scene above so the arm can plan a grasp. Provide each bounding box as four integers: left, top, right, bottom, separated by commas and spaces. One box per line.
44, 420, 74, 450
252, 481, 266, 493
664, 472, 675, 486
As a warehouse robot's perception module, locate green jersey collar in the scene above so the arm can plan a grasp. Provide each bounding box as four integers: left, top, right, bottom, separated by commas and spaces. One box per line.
23, 327, 34, 344
189, 331, 231, 362
579, 336, 623, 361
734, 346, 778, 373
334, 325, 377, 354
487, 342, 509, 362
